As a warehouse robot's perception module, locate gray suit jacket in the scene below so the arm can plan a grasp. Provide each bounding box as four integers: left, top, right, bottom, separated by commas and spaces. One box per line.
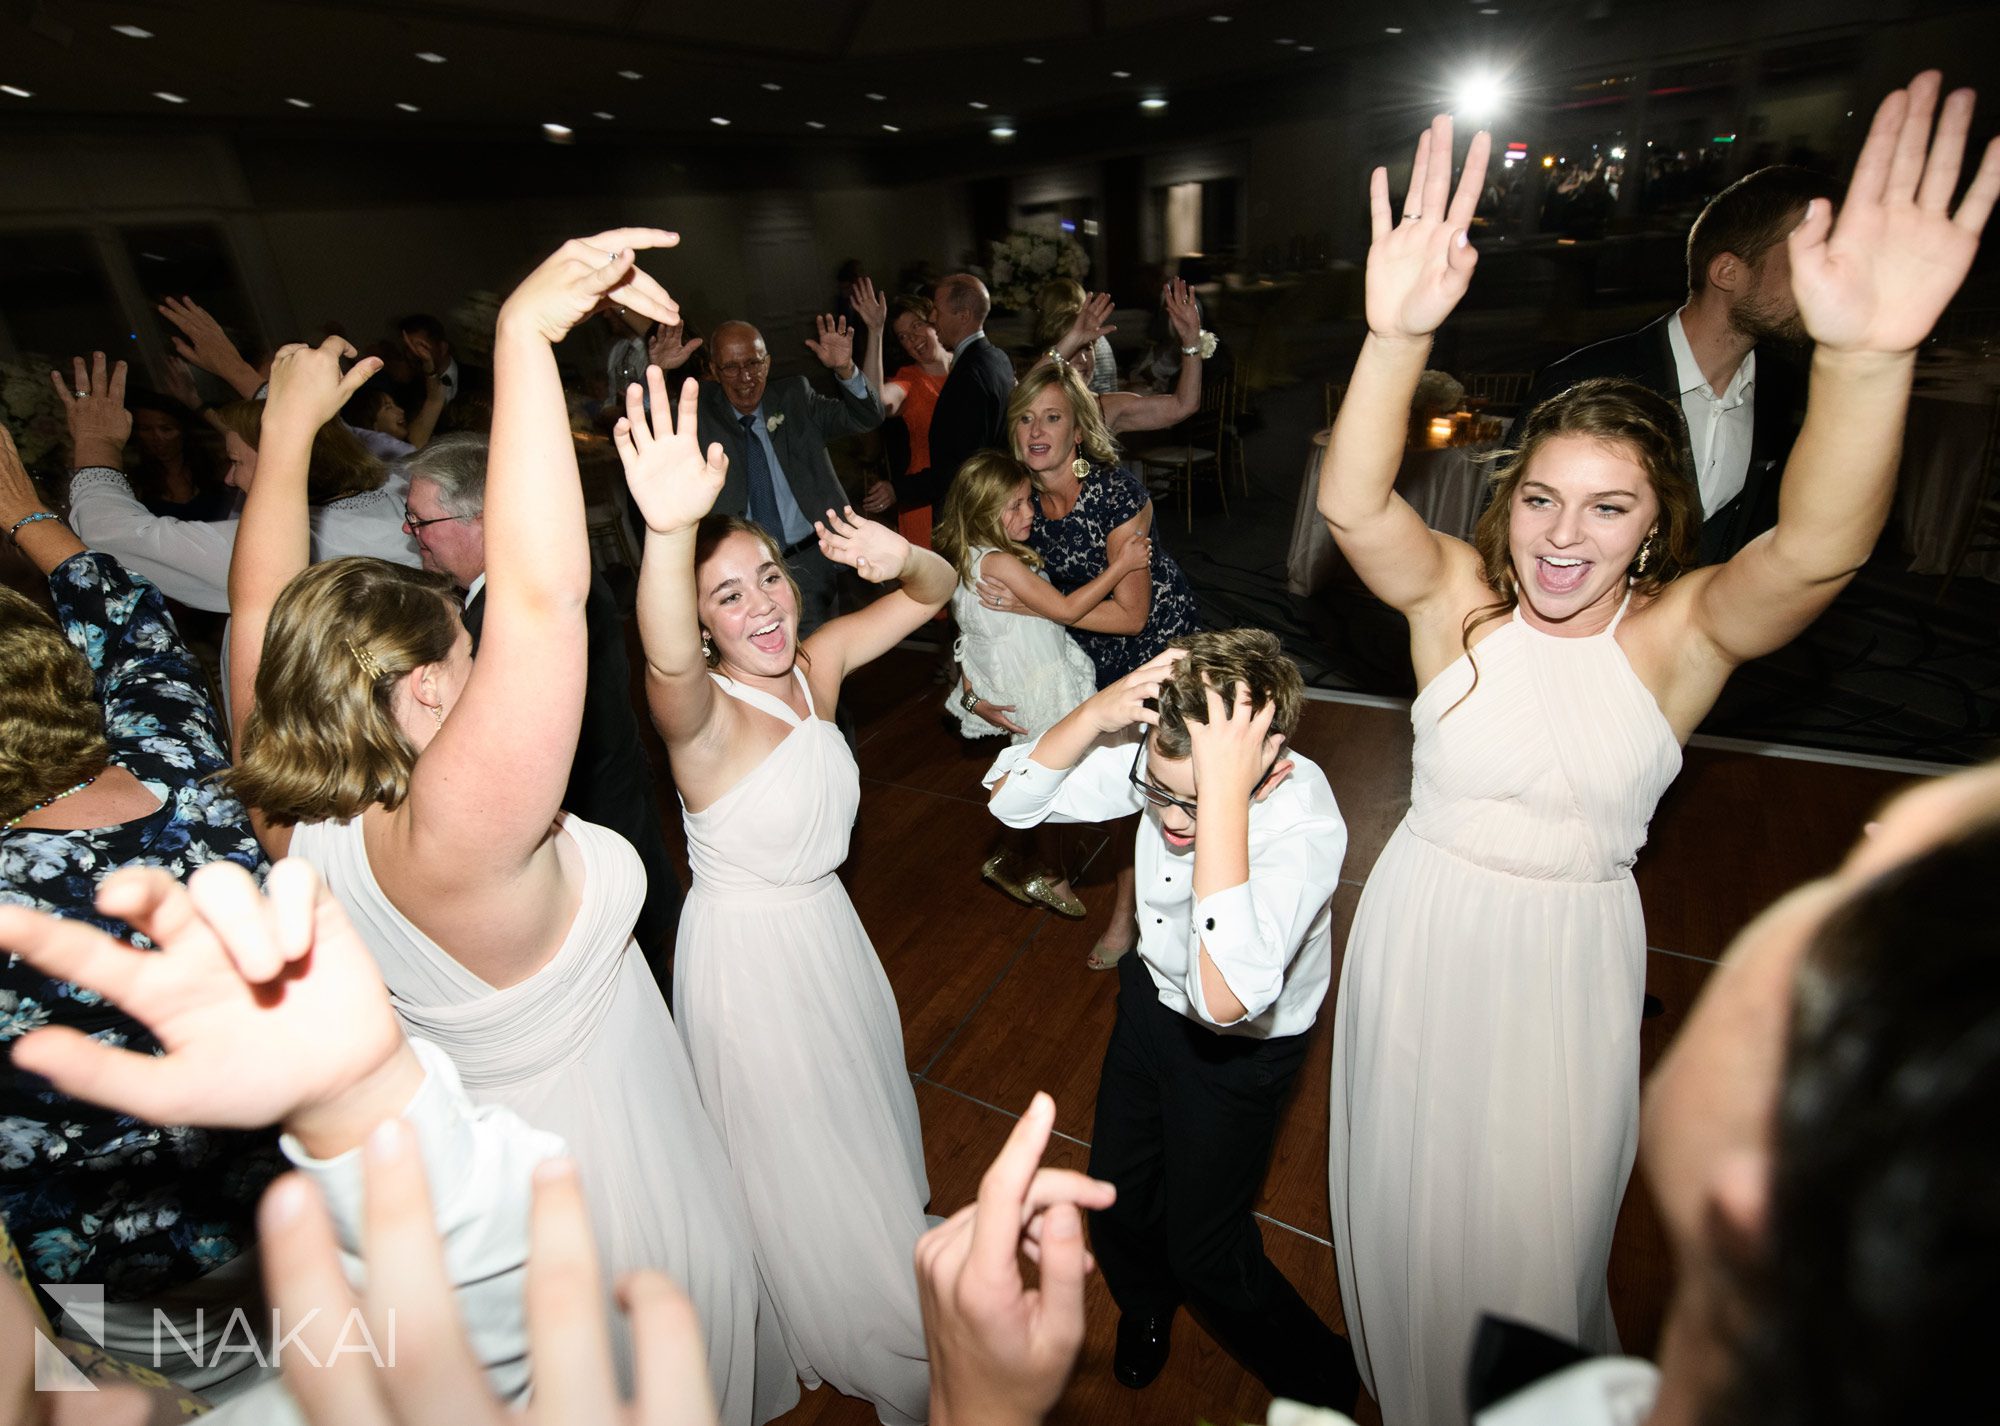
697, 372, 883, 533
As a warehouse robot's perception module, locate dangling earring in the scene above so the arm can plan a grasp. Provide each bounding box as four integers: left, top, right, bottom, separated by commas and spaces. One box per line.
1634, 528, 1658, 577
701, 629, 714, 660
1071, 450, 1091, 480
430, 702, 445, 732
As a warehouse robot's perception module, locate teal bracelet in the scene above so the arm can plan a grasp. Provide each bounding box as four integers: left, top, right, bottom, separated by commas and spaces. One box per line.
7, 511, 61, 541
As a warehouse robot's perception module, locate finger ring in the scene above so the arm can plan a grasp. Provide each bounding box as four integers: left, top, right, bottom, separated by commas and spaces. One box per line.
1403, 210, 1421, 221
74, 389, 88, 399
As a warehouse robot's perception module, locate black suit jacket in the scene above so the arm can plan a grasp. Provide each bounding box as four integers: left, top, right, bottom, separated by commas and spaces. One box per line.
696, 372, 881, 536
924, 335, 1017, 504
462, 573, 682, 983
1527, 313, 1805, 565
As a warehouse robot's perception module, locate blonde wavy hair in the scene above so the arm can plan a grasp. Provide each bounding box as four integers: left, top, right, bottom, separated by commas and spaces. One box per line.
225, 557, 462, 825
934, 451, 1043, 587
211, 400, 385, 503
1006, 362, 1119, 474
1030, 277, 1088, 347
0, 587, 108, 816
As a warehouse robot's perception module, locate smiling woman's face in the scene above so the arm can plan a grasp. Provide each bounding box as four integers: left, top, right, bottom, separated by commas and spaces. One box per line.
1507, 434, 1660, 628
696, 529, 800, 678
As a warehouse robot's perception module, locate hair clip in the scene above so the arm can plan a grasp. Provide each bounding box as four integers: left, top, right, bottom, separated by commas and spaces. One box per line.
344, 639, 387, 681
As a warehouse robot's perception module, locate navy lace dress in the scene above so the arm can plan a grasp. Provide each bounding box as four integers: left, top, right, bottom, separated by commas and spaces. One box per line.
0, 553, 278, 1304
1029, 462, 1201, 687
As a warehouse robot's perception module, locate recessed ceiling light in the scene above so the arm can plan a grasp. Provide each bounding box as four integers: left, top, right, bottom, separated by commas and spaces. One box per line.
1297, 44, 1315, 52
593, 111, 614, 120
710, 116, 731, 126
1209, 13, 1232, 21
1276, 37, 1294, 45
865, 92, 886, 101
0, 84, 31, 98
154, 91, 187, 104
1480, 6, 1499, 11
881, 123, 900, 133
761, 81, 783, 92
969, 101, 989, 110
415, 51, 447, 63
1023, 55, 1044, 65
1385, 26, 1403, 33
286, 97, 313, 109
990, 125, 1017, 139
396, 101, 420, 112
542, 122, 573, 140
617, 69, 642, 80
806, 120, 826, 129
1139, 97, 1168, 110
141, 252, 168, 261
1111, 69, 1132, 79
111, 24, 153, 39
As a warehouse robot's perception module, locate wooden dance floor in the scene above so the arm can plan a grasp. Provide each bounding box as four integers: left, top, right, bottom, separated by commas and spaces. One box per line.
651, 644, 1921, 1426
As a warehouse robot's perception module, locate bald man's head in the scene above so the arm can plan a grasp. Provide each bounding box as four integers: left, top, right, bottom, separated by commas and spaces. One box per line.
932, 274, 991, 349
706, 321, 772, 415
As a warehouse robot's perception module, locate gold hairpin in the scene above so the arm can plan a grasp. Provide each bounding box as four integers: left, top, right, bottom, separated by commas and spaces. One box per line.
344, 639, 386, 681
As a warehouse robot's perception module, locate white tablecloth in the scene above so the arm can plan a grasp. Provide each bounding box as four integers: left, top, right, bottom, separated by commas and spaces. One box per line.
1898, 363, 1999, 581
1287, 429, 1505, 597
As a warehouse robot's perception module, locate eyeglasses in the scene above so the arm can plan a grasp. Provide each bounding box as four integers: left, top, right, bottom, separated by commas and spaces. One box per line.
1128, 738, 1283, 819
403, 503, 479, 532
713, 356, 770, 379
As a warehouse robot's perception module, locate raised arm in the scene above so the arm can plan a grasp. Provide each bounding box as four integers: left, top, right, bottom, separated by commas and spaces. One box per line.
0, 421, 85, 571
802, 506, 956, 695
226, 338, 381, 758
406, 356, 448, 450
1033, 292, 1118, 374
1317, 117, 1493, 616
620, 368, 732, 751
401, 230, 681, 880
159, 296, 265, 400
1683, 72, 2000, 669
1100, 280, 1205, 435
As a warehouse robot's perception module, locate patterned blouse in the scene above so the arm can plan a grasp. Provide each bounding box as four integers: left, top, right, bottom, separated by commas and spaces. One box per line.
0, 553, 279, 1305
1030, 462, 1202, 687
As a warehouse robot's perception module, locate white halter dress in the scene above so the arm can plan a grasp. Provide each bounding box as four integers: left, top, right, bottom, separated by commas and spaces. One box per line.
288, 812, 796, 1426
1328, 594, 1681, 1426
675, 669, 932, 1426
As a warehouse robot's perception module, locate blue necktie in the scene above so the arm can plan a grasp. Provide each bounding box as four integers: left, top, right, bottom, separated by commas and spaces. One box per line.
739, 413, 783, 539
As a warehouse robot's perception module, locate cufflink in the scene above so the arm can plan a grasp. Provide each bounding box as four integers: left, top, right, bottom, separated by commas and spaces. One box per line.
1205, 917, 1215, 931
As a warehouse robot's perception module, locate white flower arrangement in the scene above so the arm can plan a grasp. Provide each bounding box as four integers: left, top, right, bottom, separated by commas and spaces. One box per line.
988, 231, 1090, 311
764, 413, 785, 432
1412, 369, 1466, 418
1, 357, 72, 477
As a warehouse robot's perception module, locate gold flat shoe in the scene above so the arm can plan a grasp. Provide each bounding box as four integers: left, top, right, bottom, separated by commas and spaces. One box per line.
1018, 868, 1086, 919
982, 852, 1033, 906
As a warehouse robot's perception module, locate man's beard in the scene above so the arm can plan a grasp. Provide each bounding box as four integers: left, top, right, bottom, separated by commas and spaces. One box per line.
1729, 289, 1809, 349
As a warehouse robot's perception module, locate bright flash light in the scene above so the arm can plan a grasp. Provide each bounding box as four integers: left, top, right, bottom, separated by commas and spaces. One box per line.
1451, 72, 1505, 121
1609, 145, 1626, 161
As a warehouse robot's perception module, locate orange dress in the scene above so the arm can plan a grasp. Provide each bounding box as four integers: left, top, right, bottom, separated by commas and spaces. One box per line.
891, 363, 947, 549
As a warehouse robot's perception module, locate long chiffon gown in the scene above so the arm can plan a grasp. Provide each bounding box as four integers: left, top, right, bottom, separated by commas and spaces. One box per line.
289, 812, 797, 1426
675, 669, 932, 1426
1328, 594, 1681, 1426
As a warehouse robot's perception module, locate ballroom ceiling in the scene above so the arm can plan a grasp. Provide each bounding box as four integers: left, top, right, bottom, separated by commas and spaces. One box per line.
1, 0, 1576, 143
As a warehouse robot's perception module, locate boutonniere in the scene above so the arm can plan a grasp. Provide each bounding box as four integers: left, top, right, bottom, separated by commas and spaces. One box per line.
764, 413, 786, 432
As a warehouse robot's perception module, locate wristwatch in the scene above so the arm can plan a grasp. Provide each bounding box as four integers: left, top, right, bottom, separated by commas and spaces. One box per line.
961, 686, 982, 714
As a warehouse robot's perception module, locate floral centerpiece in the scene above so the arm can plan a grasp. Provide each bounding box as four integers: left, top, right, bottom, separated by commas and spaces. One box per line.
987, 231, 1089, 312
2, 357, 72, 486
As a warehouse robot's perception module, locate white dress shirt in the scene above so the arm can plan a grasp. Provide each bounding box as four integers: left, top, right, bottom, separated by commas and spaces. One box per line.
1667, 310, 1756, 517
68, 467, 420, 612
951, 328, 988, 362
985, 731, 1347, 1039
1264, 1358, 1660, 1426
205, 1040, 564, 1425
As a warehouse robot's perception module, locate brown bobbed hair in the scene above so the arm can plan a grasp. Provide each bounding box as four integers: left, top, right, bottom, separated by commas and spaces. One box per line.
934, 451, 1043, 586
211, 400, 386, 504
1151, 628, 1305, 761
0, 587, 110, 816
1006, 362, 1119, 474
1449, 378, 1699, 712
692, 514, 809, 669
224, 557, 461, 826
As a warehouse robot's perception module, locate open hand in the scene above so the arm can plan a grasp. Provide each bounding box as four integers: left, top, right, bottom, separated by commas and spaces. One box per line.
648, 320, 704, 371
614, 368, 728, 536
1080, 647, 1185, 735
267, 336, 382, 432
851, 276, 889, 331
49, 351, 132, 468
815, 504, 908, 581
0, 860, 415, 1157
917, 1092, 1114, 1426
805, 314, 856, 373
162, 353, 204, 410
499, 228, 683, 345
1365, 115, 1491, 342
1184, 680, 1290, 805
1162, 278, 1201, 348
1066, 292, 1117, 352
261, 1139, 716, 1426
861, 477, 897, 515
1790, 71, 2000, 355
0, 422, 45, 526
158, 295, 255, 390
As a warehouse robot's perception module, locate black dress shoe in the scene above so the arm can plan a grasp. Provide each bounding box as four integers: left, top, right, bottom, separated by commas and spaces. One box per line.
1113, 1311, 1174, 1389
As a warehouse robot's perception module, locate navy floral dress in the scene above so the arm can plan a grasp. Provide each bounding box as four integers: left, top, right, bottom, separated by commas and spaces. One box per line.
1029, 462, 1201, 687
0, 553, 278, 1305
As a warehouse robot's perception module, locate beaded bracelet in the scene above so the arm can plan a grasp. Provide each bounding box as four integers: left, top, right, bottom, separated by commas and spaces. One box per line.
7, 511, 61, 542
